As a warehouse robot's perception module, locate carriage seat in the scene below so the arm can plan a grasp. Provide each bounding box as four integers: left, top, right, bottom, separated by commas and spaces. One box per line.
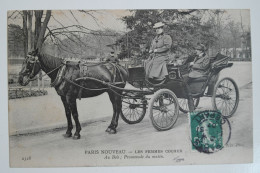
182, 73, 208, 83
188, 76, 208, 83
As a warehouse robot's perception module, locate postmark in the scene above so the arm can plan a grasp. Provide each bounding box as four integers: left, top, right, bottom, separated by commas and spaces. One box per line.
189, 110, 231, 153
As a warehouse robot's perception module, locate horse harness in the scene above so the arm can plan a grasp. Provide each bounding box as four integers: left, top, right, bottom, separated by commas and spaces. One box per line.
25, 54, 63, 83
51, 60, 125, 99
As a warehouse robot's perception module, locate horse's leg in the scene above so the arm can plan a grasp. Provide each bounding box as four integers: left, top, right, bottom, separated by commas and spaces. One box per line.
106, 92, 122, 134
106, 92, 117, 134
61, 96, 73, 138
66, 96, 82, 139
115, 95, 122, 128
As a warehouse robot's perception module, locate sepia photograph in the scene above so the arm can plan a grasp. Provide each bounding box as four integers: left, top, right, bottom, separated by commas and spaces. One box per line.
6, 8, 253, 168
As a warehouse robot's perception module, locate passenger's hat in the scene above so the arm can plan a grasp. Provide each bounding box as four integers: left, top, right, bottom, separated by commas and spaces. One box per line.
153, 22, 165, 29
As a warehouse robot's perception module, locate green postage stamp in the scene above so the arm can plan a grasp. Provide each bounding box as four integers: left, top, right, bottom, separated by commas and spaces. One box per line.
189, 110, 227, 153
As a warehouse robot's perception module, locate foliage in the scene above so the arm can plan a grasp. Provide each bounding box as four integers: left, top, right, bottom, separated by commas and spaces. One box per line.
121, 10, 218, 56
42, 29, 121, 59
8, 10, 119, 58
7, 10, 251, 60
8, 24, 25, 57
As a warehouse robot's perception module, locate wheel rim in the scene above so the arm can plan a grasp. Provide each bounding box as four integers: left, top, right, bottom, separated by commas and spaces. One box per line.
213, 78, 239, 117
122, 98, 146, 123
179, 98, 200, 113
221, 117, 232, 145
151, 92, 178, 129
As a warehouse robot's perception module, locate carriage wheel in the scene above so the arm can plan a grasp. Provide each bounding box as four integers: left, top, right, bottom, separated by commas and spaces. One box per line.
178, 98, 200, 113
121, 98, 146, 124
148, 89, 179, 131
212, 77, 239, 118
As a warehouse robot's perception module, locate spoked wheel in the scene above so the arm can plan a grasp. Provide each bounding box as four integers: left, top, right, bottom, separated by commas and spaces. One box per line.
148, 89, 179, 131
121, 97, 147, 124
212, 77, 239, 118
178, 97, 200, 113
222, 117, 232, 145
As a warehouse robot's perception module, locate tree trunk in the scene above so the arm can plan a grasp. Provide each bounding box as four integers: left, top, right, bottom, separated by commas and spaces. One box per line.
27, 10, 33, 52
34, 10, 44, 90
36, 10, 51, 51
22, 11, 28, 56
34, 10, 43, 49
233, 43, 237, 58
28, 11, 33, 93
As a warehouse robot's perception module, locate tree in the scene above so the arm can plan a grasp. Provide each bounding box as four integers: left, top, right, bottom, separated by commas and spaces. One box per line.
239, 11, 251, 59
48, 29, 121, 59
36, 10, 51, 50
22, 11, 28, 56
8, 10, 52, 55
243, 31, 251, 58
8, 24, 24, 57
121, 9, 217, 57
227, 20, 240, 58
8, 10, 120, 57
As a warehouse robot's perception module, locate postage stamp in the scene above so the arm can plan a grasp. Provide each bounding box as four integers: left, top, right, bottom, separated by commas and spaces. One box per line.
189, 110, 225, 153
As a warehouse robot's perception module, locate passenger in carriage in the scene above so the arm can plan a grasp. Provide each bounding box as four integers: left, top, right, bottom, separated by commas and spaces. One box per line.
189, 44, 219, 95
189, 44, 210, 79
183, 44, 211, 112
144, 22, 172, 83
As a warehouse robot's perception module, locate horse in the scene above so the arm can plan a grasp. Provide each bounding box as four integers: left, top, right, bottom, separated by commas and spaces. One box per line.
18, 49, 128, 139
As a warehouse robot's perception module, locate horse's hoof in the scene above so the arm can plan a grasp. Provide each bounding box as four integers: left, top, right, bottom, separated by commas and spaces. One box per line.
73, 134, 81, 140
109, 130, 117, 134
106, 128, 117, 134
63, 133, 72, 138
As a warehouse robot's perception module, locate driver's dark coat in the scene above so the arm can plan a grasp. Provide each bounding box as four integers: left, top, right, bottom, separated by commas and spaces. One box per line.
189, 53, 210, 78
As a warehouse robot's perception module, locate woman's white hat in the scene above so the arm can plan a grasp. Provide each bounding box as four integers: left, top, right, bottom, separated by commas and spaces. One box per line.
153, 22, 165, 29
110, 51, 115, 57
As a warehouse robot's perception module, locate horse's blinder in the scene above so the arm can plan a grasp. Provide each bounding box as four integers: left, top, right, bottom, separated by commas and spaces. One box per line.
25, 55, 41, 79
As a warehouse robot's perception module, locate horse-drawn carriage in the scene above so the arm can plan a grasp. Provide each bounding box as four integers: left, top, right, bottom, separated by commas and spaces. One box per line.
120, 53, 239, 131
18, 49, 239, 138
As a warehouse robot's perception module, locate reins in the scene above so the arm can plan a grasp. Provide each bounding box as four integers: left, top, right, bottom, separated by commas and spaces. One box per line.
27, 56, 149, 99
28, 63, 64, 82
71, 76, 153, 98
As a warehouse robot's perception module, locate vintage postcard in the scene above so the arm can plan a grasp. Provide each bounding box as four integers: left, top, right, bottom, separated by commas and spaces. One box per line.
8, 9, 252, 167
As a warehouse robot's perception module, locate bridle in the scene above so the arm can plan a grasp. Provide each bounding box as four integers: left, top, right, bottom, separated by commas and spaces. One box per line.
25, 55, 41, 80
18, 55, 42, 86
21, 54, 63, 83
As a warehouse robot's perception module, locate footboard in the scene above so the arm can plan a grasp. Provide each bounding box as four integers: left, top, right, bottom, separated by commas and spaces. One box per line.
127, 66, 145, 88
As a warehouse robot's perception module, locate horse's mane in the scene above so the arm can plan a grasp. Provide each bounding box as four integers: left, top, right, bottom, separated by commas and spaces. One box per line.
39, 53, 63, 70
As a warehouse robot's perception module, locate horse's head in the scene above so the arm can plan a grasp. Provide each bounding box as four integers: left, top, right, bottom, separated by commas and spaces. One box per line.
18, 49, 42, 86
